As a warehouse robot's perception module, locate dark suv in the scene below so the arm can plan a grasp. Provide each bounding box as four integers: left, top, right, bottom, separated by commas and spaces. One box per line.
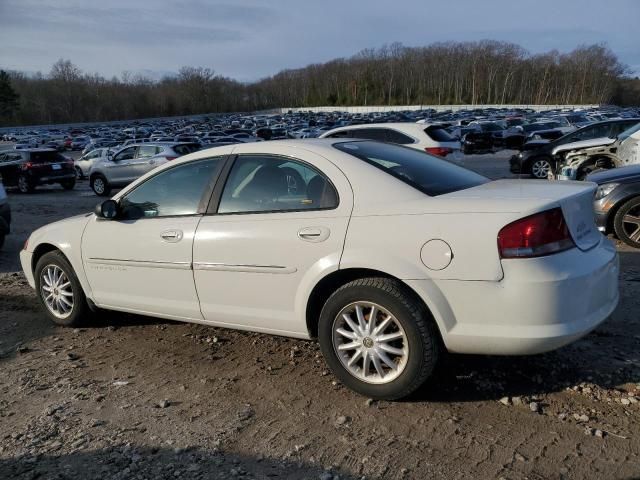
0, 149, 76, 193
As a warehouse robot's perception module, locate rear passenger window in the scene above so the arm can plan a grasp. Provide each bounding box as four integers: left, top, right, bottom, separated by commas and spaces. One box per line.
326, 130, 352, 139
218, 155, 338, 214
349, 128, 388, 141
384, 129, 415, 144
137, 145, 158, 158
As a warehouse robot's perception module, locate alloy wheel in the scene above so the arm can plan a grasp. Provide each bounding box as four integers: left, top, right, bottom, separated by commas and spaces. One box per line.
531, 159, 551, 179
93, 178, 105, 194
40, 265, 74, 319
332, 301, 408, 384
622, 207, 640, 243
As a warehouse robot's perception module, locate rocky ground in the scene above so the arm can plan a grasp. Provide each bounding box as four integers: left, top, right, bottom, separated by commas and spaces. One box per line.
0, 155, 639, 479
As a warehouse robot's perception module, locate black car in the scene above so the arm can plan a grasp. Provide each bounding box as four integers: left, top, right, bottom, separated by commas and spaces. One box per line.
589, 165, 640, 248
510, 119, 640, 179
0, 149, 76, 193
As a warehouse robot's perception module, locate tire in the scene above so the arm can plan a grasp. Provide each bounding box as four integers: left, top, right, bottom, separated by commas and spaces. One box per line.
17, 174, 35, 193
0, 233, 4, 249
61, 179, 76, 190
91, 174, 111, 196
318, 277, 439, 400
530, 157, 553, 179
613, 196, 640, 248
34, 250, 90, 327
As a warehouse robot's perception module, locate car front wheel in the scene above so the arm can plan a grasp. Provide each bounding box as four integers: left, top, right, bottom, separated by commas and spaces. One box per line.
614, 196, 640, 248
35, 251, 89, 326
530, 157, 553, 179
17, 174, 35, 193
91, 175, 111, 196
318, 277, 439, 400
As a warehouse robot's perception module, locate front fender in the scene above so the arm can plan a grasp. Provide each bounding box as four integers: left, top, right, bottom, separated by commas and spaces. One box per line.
25, 214, 94, 300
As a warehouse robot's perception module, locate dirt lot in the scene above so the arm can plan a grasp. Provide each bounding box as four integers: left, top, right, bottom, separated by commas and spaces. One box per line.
1, 157, 640, 480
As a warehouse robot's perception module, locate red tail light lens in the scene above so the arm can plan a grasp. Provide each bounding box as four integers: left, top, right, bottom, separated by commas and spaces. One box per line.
425, 147, 453, 157
498, 208, 575, 258
21, 162, 33, 170
165, 156, 177, 161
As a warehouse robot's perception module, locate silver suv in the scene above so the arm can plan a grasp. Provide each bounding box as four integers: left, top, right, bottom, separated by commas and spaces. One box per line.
89, 142, 200, 196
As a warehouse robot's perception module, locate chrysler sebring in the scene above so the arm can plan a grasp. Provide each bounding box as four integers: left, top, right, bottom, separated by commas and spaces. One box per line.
20, 140, 619, 400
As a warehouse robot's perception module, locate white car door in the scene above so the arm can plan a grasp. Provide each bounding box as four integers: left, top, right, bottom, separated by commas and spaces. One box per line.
193, 147, 353, 336
104, 146, 138, 184
82, 156, 225, 320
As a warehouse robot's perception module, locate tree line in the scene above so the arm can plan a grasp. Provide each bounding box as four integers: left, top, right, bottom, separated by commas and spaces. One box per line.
1, 40, 639, 126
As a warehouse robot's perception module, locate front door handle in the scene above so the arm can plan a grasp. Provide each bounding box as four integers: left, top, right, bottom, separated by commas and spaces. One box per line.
298, 226, 330, 242
160, 229, 183, 242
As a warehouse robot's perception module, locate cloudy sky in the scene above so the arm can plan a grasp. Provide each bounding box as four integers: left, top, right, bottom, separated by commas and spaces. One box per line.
1, 0, 638, 81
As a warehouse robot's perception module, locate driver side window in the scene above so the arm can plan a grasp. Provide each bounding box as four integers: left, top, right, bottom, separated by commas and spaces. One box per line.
119, 157, 222, 219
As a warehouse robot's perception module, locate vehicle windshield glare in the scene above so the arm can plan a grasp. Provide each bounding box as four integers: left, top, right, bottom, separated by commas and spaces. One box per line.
334, 140, 488, 196
618, 122, 640, 143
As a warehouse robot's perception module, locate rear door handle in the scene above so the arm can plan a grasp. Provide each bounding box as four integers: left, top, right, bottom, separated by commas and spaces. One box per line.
160, 229, 183, 242
298, 226, 330, 242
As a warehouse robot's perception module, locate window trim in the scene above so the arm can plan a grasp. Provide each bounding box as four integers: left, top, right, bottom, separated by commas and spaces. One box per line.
113, 155, 229, 221
206, 153, 341, 216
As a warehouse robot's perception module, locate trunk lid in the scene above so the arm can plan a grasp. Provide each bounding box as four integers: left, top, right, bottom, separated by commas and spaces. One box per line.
442, 179, 601, 251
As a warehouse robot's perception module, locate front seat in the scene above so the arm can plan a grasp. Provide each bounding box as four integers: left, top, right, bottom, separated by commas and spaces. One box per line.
242, 165, 288, 208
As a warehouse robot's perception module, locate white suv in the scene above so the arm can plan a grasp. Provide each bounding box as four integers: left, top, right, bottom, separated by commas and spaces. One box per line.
320, 122, 461, 158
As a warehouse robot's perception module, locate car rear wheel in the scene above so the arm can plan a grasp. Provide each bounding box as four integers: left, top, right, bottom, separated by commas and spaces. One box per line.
318, 277, 439, 400
35, 251, 89, 327
61, 179, 75, 190
614, 196, 640, 248
91, 175, 111, 196
17, 174, 35, 193
530, 157, 553, 179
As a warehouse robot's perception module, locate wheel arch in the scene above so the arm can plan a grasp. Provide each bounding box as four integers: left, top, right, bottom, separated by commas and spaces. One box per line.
305, 268, 446, 346
608, 191, 640, 235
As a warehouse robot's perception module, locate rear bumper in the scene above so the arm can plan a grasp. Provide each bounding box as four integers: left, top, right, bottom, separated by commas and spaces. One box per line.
409, 238, 619, 355
35, 173, 75, 184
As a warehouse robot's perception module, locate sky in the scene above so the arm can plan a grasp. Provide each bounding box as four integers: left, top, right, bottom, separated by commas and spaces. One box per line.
0, 0, 638, 82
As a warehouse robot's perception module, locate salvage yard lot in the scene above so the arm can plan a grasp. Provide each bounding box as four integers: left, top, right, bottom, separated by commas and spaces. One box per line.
1, 154, 639, 479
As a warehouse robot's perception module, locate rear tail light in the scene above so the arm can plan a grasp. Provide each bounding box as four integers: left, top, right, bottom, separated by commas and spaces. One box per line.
21, 162, 33, 170
165, 156, 177, 161
425, 147, 453, 157
497, 208, 575, 258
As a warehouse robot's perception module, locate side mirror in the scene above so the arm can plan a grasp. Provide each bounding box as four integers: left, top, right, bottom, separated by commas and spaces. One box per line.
95, 200, 119, 219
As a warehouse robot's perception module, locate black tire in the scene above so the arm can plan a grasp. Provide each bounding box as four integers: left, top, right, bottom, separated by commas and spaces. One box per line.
529, 156, 553, 179
0, 233, 5, 249
613, 196, 640, 248
17, 174, 35, 193
91, 174, 111, 196
318, 277, 439, 400
61, 179, 76, 190
34, 250, 90, 327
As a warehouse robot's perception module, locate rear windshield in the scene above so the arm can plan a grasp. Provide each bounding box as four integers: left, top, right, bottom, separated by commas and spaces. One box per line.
29, 151, 67, 163
334, 141, 488, 196
424, 126, 456, 142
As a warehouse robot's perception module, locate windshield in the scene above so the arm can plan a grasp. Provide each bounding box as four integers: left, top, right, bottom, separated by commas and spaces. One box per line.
333, 141, 488, 196
618, 122, 640, 143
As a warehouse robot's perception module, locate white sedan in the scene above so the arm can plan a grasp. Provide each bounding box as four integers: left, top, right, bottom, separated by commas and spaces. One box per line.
20, 139, 619, 400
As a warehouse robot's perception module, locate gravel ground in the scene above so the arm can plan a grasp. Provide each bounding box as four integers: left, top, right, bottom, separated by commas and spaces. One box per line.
1, 150, 639, 480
